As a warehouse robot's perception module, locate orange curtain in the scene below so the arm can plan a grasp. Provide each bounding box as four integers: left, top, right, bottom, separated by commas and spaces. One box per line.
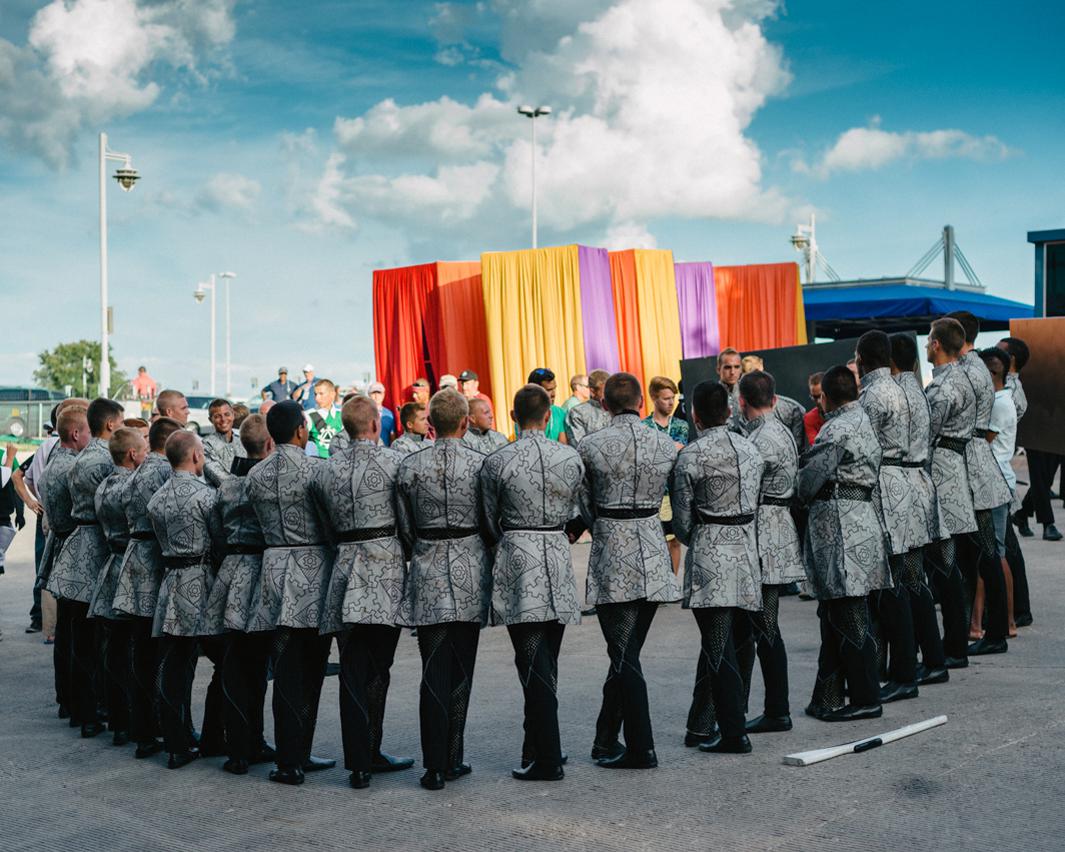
424, 261, 492, 400
372, 263, 437, 415
714, 262, 804, 351
609, 250, 645, 380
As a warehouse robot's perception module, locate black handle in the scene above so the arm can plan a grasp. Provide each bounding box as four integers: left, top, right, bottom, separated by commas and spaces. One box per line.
853, 737, 883, 753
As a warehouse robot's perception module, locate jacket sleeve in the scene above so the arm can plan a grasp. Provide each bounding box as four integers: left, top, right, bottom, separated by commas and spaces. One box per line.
796, 437, 845, 505
478, 457, 502, 548
669, 454, 694, 546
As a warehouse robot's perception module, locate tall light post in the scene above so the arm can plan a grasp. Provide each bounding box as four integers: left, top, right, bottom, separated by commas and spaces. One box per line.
517, 105, 551, 248
99, 132, 140, 397
193, 271, 237, 397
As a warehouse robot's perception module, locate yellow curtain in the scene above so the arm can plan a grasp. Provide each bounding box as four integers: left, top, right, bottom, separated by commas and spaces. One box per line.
481, 245, 587, 437
633, 249, 684, 395
793, 263, 809, 344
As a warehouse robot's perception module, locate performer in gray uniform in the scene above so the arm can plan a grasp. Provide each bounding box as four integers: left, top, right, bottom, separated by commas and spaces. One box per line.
734, 371, 806, 734
246, 400, 337, 786
947, 311, 1012, 656
564, 369, 611, 445
391, 402, 433, 456
90, 427, 148, 745
924, 318, 980, 668
39, 406, 90, 725
799, 366, 891, 722
148, 431, 222, 769
855, 331, 919, 703
672, 380, 762, 754
482, 384, 584, 781
314, 397, 413, 790
462, 397, 508, 454
113, 416, 185, 757
576, 372, 679, 769
888, 333, 949, 686
203, 398, 247, 487
203, 414, 275, 776
395, 389, 492, 791
47, 397, 123, 738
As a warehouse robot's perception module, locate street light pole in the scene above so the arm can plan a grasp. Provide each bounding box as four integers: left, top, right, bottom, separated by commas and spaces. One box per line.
194, 271, 236, 398
517, 105, 551, 249
218, 271, 236, 397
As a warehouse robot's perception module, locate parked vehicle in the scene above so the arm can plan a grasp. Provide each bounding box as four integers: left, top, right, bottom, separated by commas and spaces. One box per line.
185, 395, 217, 435
0, 386, 67, 438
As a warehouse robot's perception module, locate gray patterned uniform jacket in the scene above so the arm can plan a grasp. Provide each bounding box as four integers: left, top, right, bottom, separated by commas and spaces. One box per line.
671, 425, 763, 611
203, 462, 266, 634
391, 432, 432, 457
88, 467, 132, 618
481, 431, 584, 625
746, 415, 805, 585
859, 367, 912, 557
314, 440, 406, 633
797, 401, 891, 599
246, 443, 334, 631
577, 412, 680, 605
462, 427, 509, 455
48, 438, 112, 604
735, 395, 806, 451
895, 371, 949, 548
395, 438, 491, 627
37, 446, 78, 590
925, 363, 978, 536
148, 471, 221, 637
564, 399, 610, 445
958, 350, 1013, 511
203, 430, 246, 487
1005, 372, 1027, 421
112, 453, 171, 618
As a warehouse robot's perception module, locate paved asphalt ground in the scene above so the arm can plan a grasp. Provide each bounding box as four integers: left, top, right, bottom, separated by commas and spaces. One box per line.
1, 476, 1063, 850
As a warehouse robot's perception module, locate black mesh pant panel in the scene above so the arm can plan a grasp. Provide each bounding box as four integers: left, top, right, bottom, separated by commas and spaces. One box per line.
270, 627, 331, 771
594, 600, 658, 754
871, 555, 917, 684
220, 631, 270, 762
337, 624, 402, 773
924, 537, 969, 659
156, 635, 198, 753
688, 607, 745, 739
734, 584, 790, 718
810, 597, 879, 712
508, 621, 565, 767
128, 616, 159, 744
416, 622, 480, 771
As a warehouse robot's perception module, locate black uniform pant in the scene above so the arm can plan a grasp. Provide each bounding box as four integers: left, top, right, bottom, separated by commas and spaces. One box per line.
156, 635, 199, 754
198, 636, 227, 752
337, 624, 401, 773
128, 616, 159, 745
53, 598, 74, 713
221, 631, 271, 762
416, 622, 480, 772
871, 555, 917, 685
925, 537, 969, 660
957, 509, 1008, 642
810, 597, 880, 712
687, 607, 746, 739
57, 599, 98, 727
593, 600, 658, 754
1004, 524, 1032, 622
735, 585, 790, 718
101, 620, 131, 733
508, 621, 566, 767
898, 548, 945, 669
1020, 449, 1057, 525
269, 627, 331, 771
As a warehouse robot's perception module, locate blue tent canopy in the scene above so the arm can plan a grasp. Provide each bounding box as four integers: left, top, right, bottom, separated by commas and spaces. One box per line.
802, 281, 1033, 338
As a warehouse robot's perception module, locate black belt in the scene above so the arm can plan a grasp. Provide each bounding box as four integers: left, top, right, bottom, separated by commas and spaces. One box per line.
226, 544, 265, 556
54, 529, 73, 541
973, 428, 989, 439
129, 530, 156, 541
596, 507, 660, 520
109, 541, 128, 555
882, 459, 925, 468
271, 542, 327, 548
162, 555, 208, 570
937, 436, 969, 454
501, 523, 565, 533
695, 512, 755, 526
417, 527, 478, 541
336, 526, 396, 543
815, 483, 874, 502
759, 496, 793, 507
74, 519, 99, 526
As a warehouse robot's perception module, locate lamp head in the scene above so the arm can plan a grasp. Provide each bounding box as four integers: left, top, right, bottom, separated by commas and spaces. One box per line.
536, 106, 552, 116
114, 166, 140, 192
517, 105, 534, 116
193, 284, 206, 304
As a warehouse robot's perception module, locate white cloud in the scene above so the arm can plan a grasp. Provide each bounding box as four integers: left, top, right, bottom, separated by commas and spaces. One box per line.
0, 0, 236, 167
797, 119, 1011, 177
302, 0, 792, 244
197, 172, 262, 211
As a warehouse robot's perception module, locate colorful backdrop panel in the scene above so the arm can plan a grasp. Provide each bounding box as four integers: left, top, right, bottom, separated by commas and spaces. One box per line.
372, 262, 437, 414
578, 246, 620, 374
674, 261, 719, 358
633, 248, 684, 389
714, 262, 807, 351
425, 261, 492, 401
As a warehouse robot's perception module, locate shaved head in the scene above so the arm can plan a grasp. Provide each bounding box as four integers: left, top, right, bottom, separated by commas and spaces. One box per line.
341, 396, 379, 440
238, 414, 272, 458
109, 427, 147, 467
57, 407, 89, 443
148, 417, 184, 452
164, 430, 202, 470
156, 389, 189, 425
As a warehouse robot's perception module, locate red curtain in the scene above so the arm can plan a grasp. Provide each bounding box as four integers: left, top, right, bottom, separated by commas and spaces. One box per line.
424, 262, 492, 401
372, 263, 437, 415
608, 250, 645, 381
714, 263, 802, 351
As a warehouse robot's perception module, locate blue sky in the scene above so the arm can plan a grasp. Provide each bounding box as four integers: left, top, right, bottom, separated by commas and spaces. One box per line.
0, 0, 1060, 397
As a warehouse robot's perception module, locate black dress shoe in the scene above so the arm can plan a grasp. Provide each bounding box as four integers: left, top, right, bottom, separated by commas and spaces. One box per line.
135, 740, 163, 759
1012, 513, 1033, 537
821, 704, 882, 723
512, 761, 564, 781
268, 767, 305, 786
596, 748, 658, 769
804, 703, 836, 721
57, 705, 70, 720
223, 758, 249, 775
879, 682, 919, 703
168, 750, 199, 769
944, 656, 969, 669
916, 666, 950, 685
302, 755, 336, 772
371, 752, 414, 773
420, 770, 446, 790
349, 770, 372, 789
580, 606, 598, 617
684, 727, 718, 747
1015, 614, 1033, 628
1043, 524, 1063, 542
112, 730, 130, 746
745, 714, 792, 734
968, 637, 1008, 655
251, 742, 276, 765
81, 722, 105, 739
445, 762, 473, 780
698, 735, 752, 754
591, 740, 625, 760
25, 623, 42, 634
521, 753, 568, 769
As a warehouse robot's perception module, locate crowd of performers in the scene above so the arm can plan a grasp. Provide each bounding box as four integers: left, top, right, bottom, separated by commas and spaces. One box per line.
31, 309, 1033, 791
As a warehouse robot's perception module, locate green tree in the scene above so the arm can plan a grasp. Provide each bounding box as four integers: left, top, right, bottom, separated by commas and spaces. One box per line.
34, 340, 128, 399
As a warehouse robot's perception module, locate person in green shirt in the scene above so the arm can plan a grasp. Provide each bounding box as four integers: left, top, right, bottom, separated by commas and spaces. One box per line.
561, 373, 590, 412
526, 368, 569, 443
306, 379, 343, 458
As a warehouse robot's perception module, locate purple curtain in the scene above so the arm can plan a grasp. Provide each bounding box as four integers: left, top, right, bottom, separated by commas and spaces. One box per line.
578, 245, 620, 373
674, 261, 719, 358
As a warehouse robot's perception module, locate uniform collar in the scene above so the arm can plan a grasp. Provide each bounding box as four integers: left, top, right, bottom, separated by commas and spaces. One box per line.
745, 413, 767, 430
932, 361, 955, 378
611, 411, 641, 423
860, 366, 891, 387
825, 400, 859, 421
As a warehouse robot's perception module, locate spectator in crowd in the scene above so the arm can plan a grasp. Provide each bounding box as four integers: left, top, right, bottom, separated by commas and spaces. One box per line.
803, 372, 825, 446
260, 399, 276, 416
262, 367, 298, 402
232, 403, 251, 430
643, 376, 688, 575
527, 368, 569, 442
411, 378, 431, 405
439, 374, 458, 390
367, 382, 396, 446
306, 380, 343, 458
292, 364, 319, 411
1, 443, 25, 638
123, 418, 149, 440
391, 403, 432, 456
458, 370, 493, 413
131, 366, 157, 415
716, 348, 742, 409
562, 374, 590, 412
